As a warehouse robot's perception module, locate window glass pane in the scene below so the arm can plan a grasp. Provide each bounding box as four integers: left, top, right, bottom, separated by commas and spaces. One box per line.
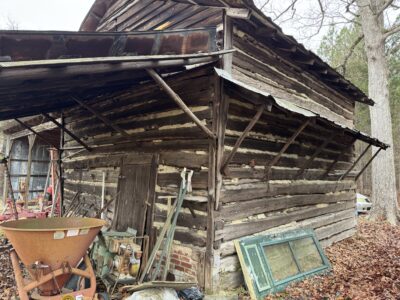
245, 245, 271, 291
291, 237, 324, 272
264, 242, 299, 282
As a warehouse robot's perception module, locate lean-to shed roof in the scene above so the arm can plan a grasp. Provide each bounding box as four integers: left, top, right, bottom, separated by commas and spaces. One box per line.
80, 0, 374, 106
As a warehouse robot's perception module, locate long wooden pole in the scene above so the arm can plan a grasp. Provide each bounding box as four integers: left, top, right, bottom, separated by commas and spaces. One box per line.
71, 96, 129, 137
25, 134, 36, 205
146, 68, 216, 140
338, 143, 372, 181
221, 104, 266, 174
14, 119, 59, 149
355, 147, 383, 181
265, 119, 311, 178
42, 113, 91, 151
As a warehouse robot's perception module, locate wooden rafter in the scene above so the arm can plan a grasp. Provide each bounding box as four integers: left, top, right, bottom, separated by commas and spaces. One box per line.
146, 68, 215, 140
264, 119, 311, 178
355, 147, 383, 181
338, 144, 372, 181
71, 96, 129, 137
322, 137, 356, 179
296, 132, 336, 179
14, 118, 59, 149
42, 113, 92, 151
221, 104, 266, 175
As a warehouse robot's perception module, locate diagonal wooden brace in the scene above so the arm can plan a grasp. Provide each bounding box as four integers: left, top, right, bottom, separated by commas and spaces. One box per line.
221, 103, 266, 175
71, 95, 129, 137
146, 68, 216, 140
264, 119, 311, 179
296, 132, 336, 179
338, 143, 371, 181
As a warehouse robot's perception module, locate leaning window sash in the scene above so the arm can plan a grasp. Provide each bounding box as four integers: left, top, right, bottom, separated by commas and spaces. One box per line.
235, 228, 331, 299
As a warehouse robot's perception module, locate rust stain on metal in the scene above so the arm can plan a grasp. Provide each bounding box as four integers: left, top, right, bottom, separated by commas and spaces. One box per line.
0, 28, 217, 61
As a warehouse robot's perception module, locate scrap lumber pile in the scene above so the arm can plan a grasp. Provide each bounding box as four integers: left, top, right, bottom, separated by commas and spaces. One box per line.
265, 218, 400, 300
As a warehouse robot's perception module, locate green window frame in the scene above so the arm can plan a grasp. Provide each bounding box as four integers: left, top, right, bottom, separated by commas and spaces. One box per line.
235, 228, 331, 300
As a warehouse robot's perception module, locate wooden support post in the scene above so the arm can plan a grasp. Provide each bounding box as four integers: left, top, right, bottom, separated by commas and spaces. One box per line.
59, 114, 65, 216
42, 113, 91, 151
296, 132, 335, 179
223, 11, 233, 73
322, 137, 356, 179
14, 119, 59, 149
146, 68, 216, 140
2, 136, 12, 205
71, 96, 129, 137
338, 144, 371, 181
355, 147, 383, 181
221, 104, 266, 175
25, 134, 37, 204
265, 119, 311, 178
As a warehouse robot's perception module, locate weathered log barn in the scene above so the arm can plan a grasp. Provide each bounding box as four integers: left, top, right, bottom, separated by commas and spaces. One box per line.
0, 0, 388, 292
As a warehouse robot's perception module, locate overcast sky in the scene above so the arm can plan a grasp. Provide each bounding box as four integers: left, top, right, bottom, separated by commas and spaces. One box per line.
0, 0, 335, 51
0, 0, 95, 31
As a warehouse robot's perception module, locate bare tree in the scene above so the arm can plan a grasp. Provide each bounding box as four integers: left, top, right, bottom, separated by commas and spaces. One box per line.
257, 0, 400, 224
0, 16, 19, 30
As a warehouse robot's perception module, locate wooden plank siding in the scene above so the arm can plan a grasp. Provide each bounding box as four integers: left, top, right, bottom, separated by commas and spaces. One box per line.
62, 67, 214, 260
212, 91, 357, 290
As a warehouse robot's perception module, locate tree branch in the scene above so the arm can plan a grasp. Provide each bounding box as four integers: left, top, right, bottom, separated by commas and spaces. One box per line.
388, 41, 400, 55
273, 0, 298, 21
375, 0, 395, 17
384, 23, 400, 39
336, 33, 364, 76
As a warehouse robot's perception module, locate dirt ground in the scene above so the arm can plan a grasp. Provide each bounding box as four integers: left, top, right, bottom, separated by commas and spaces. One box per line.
266, 218, 400, 300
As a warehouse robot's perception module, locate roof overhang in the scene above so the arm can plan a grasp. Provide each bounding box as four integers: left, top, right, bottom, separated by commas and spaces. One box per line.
0, 27, 217, 62
215, 68, 388, 150
79, 0, 374, 106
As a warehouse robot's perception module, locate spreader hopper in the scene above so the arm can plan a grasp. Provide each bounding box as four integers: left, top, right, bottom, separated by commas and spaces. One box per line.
0, 217, 105, 300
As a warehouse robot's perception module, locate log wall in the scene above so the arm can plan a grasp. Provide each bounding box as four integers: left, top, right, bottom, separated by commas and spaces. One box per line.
231, 26, 355, 128
89, 1, 356, 129
62, 66, 215, 285
212, 90, 357, 290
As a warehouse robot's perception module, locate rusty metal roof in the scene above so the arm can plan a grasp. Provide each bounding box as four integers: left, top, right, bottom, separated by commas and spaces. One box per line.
0, 27, 217, 61
80, 0, 374, 106
215, 68, 388, 149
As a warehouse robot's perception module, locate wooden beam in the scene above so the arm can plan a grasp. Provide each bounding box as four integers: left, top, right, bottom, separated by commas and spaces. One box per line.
223, 11, 233, 73
296, 132, 336, 179
221, 104, 266, 174
322, 137, 356, 179
264, 119, 311, 178
14, 118, 59, 149
226, 8, 251, 19
338, 144, 371, 181
25, 134, 36, 205
355, 147, 383, 181
42, 113, 91, 151
146, 69, 215, 140
71, 96, 129, 137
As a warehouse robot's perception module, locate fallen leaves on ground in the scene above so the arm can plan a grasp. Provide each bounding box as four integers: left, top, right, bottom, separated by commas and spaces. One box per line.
266, 218, 400, 300
0, 245, 16, 300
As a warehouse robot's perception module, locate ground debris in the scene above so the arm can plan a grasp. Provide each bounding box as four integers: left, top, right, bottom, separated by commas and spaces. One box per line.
0, 247, 16, 299
266, 218, 400, 300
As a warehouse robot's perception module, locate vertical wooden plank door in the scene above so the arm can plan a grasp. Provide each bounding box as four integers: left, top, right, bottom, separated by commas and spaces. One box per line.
113, 159, 156, 236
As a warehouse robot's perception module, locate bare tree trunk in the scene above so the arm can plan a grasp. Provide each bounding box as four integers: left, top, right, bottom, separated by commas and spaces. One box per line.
357, 0, 398, 224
